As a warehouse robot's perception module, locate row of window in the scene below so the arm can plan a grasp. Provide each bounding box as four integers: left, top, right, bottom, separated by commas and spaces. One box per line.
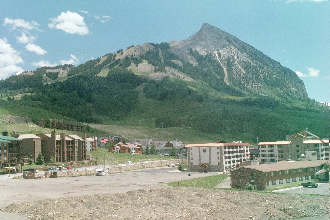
269, 176, 310, 186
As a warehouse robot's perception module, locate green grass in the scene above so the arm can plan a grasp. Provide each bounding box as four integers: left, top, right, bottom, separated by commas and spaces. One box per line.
89, 147, 177, 165
266, 182, 302, 191
168, 174, 228, 189
90, 124, 221, 143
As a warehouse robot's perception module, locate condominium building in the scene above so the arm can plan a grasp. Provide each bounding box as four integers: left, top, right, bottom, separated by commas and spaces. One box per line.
259, 139, 330, 164
186, 142, 250, 172
37, 131, 87, 162
258, 141, 291, 163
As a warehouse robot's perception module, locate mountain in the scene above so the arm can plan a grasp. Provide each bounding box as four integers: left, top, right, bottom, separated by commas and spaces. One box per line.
0, 24, 328, 142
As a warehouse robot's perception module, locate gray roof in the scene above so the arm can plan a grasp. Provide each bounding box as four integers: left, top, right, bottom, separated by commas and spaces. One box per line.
244, 160, 329, 172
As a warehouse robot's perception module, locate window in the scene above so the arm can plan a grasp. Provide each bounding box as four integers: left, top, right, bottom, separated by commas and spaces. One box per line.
305, 176, 310, 180
279, 179, 283, 184
203, 149, 206, 153
299, 177, 303, 181
272, 180, 276, 185
286, 179, 290, 183
292, 177, 297, 182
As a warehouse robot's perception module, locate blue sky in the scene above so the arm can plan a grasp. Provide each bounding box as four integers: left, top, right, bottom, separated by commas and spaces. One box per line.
0, 0, 329, 102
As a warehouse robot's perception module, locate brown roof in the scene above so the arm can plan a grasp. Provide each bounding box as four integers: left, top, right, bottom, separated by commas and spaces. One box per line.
258, 141, 291, 146
244, 160, 329, 172
185, 142, 250, 148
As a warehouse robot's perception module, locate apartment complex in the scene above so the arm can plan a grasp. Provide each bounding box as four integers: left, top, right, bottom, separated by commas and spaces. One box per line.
186, 142, 250, 172
259, 139, 330, 164
231, 160, 329, 190
258, 141, 291, 163
37, 131, 87, 162
0, 135, 19, 165
16, 134, 41, 163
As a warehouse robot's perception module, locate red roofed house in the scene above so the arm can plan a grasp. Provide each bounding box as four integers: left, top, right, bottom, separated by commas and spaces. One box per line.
186, 142, 250, 173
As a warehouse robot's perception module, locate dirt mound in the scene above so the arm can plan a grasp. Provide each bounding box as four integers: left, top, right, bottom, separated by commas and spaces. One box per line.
3, 187, 330, 220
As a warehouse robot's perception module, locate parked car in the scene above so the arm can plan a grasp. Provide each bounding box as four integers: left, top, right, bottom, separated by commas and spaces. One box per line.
301, 182, 318, 188
96, 169, 106, 176
48, 167, 57, 171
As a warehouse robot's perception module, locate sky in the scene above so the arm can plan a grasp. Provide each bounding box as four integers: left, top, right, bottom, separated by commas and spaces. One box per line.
0, 0, 329, 102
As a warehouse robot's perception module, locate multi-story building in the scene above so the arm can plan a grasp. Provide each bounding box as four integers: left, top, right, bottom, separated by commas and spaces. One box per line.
258, 141, 291, 163
37, 131, 87, 162
303, 139, 330, 160
16, 134, 42, 163
0, 134, 19, 166
186, 142, 250, 172
231, 160, 329, 190
259, 138, 330, 164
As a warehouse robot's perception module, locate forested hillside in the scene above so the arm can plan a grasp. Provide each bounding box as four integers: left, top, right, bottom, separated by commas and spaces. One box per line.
0, 24, 329, 142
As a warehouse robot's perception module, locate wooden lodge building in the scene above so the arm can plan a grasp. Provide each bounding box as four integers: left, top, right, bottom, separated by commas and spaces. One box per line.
0, 131, 88, 167
231, 160, 329, 190
37, 131, 87, 162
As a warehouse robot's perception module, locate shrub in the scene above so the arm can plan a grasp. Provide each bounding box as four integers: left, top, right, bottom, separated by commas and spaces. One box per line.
36, 153, 45, 165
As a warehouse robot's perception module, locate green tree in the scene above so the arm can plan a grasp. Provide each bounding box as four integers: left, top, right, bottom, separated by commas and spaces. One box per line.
145, 146, 150, 155
36, 153, 45, 165
170, 147, 177, 157
150, 144, 156, 155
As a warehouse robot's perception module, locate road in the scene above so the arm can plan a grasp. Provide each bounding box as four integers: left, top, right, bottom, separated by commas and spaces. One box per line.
0, 167, 215, 209
273, 183, 329, 196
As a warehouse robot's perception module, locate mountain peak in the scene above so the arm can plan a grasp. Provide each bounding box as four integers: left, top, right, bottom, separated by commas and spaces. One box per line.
173, 23, 239, 51
199, 23, 224, 34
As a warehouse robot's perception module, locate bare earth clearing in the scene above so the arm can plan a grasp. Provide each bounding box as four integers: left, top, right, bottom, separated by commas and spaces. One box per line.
1, 168, 329, 219
3, 187, 330, 220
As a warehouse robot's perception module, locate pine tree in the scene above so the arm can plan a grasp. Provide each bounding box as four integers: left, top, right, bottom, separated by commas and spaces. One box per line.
36, 153, 45, 165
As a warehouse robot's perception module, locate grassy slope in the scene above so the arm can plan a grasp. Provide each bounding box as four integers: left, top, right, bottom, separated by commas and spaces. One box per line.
89, 148, 177, 165
168, 174, 228, 188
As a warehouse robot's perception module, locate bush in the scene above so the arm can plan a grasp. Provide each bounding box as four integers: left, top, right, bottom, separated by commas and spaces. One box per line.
36, 153, 45, 165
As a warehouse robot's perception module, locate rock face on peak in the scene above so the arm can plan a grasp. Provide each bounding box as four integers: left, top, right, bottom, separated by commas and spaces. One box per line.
166, 23, 308, 99
172, 23, 241, 52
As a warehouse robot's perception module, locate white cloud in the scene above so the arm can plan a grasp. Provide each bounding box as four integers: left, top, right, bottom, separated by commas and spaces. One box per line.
307, 67, 320, 77
296, 67, 320, 78
94, 15, 111, 23
3, 18, 39, 31
0, 38, 24, 79
79, 10, 88, 14
48, 11, 89, 35
60, 54, 79, 65
286, 0, 328, 3
16, 32, 35, 44
25, 43, 47, 55
32, 60, 57, 67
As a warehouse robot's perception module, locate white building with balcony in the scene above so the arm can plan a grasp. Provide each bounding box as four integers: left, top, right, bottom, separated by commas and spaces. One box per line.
186, 142, 250, 172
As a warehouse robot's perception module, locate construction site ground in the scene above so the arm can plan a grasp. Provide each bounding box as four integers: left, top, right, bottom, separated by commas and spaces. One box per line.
1, 167, 330, 219
0, 167, 213, 208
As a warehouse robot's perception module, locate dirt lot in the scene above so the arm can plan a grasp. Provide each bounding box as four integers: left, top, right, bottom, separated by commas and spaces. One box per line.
1, 168, 330, 219
0, 167, 213, 208
3, 187, 330, 220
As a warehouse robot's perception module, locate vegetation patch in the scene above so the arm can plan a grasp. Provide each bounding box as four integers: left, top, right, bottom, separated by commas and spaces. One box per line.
89, 148, 176, 165
168, 174, 228, 189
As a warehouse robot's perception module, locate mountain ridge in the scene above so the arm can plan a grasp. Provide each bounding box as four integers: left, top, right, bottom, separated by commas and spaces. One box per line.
1, 23, 327, 142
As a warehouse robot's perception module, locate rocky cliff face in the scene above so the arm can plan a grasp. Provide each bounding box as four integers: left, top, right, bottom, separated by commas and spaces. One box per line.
108, 23, 308, 100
